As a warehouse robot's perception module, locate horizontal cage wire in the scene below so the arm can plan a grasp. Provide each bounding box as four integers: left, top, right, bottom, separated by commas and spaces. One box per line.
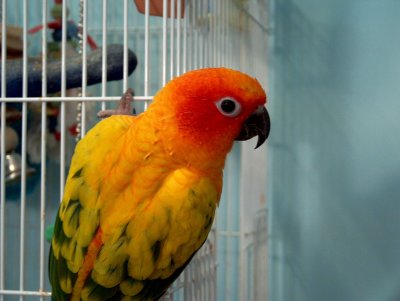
0, 0, 269, 300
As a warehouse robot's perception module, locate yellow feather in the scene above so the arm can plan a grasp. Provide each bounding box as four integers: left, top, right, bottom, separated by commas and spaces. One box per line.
120, 278, 144, 296
60, 275, 73, 294
75, 208, 99, 247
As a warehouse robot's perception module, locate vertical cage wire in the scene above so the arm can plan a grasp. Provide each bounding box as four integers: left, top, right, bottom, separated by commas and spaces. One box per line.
169, 0, 174, 79
101, 0, 108, 111
0, 0, 6, 300
79, 0, 88, 138
39, 0, 48, 299
143, 0, 150, 109
59, 0, 67, 200
176, 0, 181, 75
0, 98, 4, 301
162, 0, 168, 85
182, 0, 188, 73
19, 1, 28, 299
123, 0, 129, 91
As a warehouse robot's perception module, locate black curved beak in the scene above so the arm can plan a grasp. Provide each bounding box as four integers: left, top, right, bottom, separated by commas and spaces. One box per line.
235, 106, 270, 149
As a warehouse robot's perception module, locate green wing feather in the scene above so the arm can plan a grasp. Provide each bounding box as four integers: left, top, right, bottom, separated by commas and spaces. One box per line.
49, 116, 134, 300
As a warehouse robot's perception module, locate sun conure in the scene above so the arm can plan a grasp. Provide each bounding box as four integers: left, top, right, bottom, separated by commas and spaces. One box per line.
49, 67, 270, 301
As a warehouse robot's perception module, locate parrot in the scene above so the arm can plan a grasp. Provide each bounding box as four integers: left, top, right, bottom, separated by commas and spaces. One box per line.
49, 67, 270, 301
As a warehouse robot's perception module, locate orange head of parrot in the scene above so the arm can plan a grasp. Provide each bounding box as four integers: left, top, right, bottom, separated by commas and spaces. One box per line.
152, 67, 270, 170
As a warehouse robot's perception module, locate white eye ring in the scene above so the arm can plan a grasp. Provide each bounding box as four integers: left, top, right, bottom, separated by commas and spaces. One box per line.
215, 97, 242, 117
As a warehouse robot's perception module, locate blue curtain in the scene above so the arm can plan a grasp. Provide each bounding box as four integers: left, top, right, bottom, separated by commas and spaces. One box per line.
268, 0, 400, 300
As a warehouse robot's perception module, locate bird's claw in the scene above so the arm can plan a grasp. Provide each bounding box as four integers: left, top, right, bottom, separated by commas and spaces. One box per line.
97, 88, 136, 118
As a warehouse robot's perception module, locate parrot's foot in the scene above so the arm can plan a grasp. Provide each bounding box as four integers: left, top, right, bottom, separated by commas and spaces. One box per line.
97, 88, 136, 118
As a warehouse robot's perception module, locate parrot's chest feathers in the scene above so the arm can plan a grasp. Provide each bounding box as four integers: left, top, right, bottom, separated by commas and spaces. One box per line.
89, 168, 218, 292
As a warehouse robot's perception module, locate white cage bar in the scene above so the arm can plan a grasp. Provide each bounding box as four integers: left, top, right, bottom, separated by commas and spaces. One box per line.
0, 0, 6, 299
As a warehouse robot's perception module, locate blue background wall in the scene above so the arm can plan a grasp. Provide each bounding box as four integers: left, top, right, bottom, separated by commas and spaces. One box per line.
268, 0, 400, 300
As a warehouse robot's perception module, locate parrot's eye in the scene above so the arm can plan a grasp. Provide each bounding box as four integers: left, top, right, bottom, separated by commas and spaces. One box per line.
215, 97, 242, 117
